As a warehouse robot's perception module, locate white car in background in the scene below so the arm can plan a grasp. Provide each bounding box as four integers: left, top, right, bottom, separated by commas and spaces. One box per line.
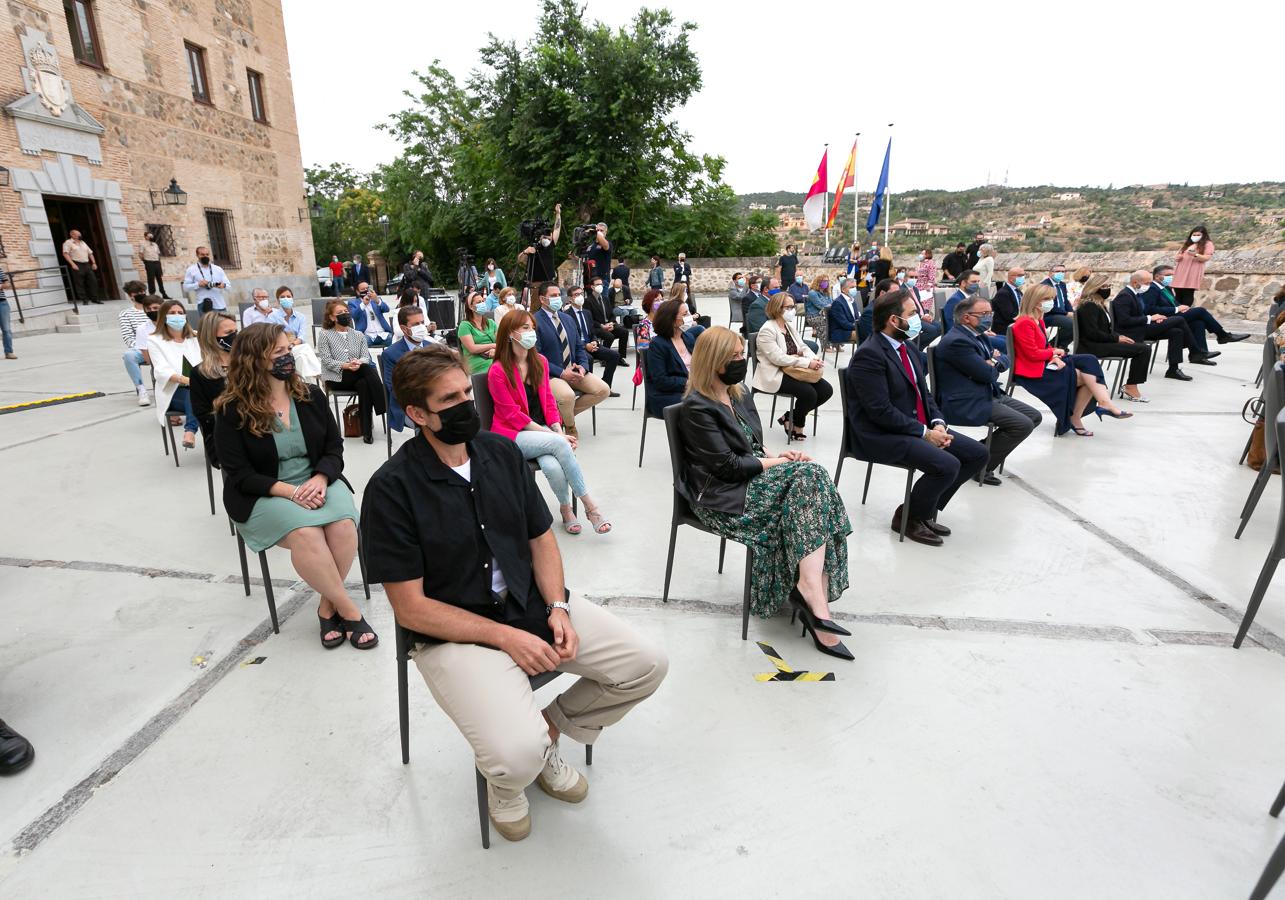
316, 267, 333, 292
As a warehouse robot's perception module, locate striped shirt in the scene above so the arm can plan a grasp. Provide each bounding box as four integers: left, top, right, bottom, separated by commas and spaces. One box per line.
316, 327, 372, 382
119, 307, 151, 348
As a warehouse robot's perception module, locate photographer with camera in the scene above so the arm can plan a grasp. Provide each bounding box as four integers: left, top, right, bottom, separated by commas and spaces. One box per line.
583, 222, 614, 290
402, 251, 434, 294
518, 203, 564, 286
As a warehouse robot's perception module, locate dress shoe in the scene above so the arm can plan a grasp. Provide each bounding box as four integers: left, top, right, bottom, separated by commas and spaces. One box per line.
608, 391, 620, 398
903, 520, 944, 547
925, 518, 952, 536
618, 359, 630, 368
1194, 350, 1221, 360
1164, 368, 1193, 381
1188, 356, 1217, 366
1217, 332, 1250, 344
0, 720, 35, 775
982, 470, 1003, 486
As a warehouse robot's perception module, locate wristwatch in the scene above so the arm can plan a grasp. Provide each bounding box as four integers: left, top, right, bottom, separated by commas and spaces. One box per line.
546, 601, 571, 617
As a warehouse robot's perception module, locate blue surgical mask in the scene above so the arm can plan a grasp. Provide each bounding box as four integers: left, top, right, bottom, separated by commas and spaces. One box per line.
965, 283, 980, 295
517, 330, 538, 350
1162, 275, 1173, 287
901, 314, 922, 341
1052, 272, 1065, 283
736, 278, 745, 287
906, 277, 917, 287
547, 297, 563, 312
1040, 299, 1055, 313
847, 287, 858, 298
280, 298, 294, 309
795, 275, 804, 284
1014, 276, 1026, 288
978, 313, 994, 331
165, 314, 186, 330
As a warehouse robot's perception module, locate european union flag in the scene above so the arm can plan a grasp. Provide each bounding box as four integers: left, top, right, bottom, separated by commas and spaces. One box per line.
865, 139, 891, 234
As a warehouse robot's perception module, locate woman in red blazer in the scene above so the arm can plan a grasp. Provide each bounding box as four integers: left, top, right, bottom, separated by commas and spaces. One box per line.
1011, 285, 1128, 436
486, 309, 611, 535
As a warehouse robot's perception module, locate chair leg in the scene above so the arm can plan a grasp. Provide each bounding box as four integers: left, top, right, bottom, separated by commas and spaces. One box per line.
259, 551, 279, 634
236, 532, 250, 596
591, 405, 596, 436
718, 537, 726, 574
631, 382, 638, 411
638, 414, 648, 468
1236, 468, 1273, 539
741, 546, 753, 641
1249, 830, 1285, 900
977, 425, 995, 484
585, 744, 593, 766
161, 424, 169, 457
205, 455, 216, 515
1271, 777, 1285, 818
386, 423, 392, 460
1240, 430, 1255, 466
397, 655, 410, 765
357, 530, 371, 600
1233, 544, 1282, 648
899, 470, 913, 543
834, 453, 844, 486
661, 523, 679, 603
861, 461, 874, 505
770, 395, 777, 421
168, 424, 181, 468
475, 768, 490, 850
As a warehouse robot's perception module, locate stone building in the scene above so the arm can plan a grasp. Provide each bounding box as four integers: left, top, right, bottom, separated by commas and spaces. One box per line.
1, 0, 315, 330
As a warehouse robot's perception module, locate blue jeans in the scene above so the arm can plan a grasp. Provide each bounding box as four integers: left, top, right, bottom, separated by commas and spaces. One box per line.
514, 430, 588, 506
167, 386, 199, 434
123, 348, 145, 387
0, 299, 12, 355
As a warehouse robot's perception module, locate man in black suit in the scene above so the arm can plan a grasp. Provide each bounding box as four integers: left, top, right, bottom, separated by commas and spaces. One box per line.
991, 266, 1026, 340
673, 253, 695, 313
349, 255, 375, 294
1038, 263, 1074, 351
585, 275, 629, 360
843, 290, 988, 546
567, 284, 621, 394
965, 233, 987, 269
1111, 270, 1202, 381
941, 243, 969, 283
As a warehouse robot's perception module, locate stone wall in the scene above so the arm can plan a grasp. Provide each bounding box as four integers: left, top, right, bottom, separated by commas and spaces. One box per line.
630, 248, 1285, 323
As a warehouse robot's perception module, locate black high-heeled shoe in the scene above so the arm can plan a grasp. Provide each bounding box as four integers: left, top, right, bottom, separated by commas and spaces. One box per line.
789, 589, 850, 635
1094, 408, 1133, 420
789, 597, 855, 661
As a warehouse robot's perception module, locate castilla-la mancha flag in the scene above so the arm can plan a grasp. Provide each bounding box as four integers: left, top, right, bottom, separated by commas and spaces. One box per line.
802, 148, 828, 232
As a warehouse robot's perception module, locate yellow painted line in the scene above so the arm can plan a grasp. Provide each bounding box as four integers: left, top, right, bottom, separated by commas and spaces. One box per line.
754, 641, 835, 681
0, 391, 104, 415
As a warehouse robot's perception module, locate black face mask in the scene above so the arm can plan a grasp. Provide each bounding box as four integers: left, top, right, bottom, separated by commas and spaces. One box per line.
270, 353, 296, 381
145, 309, 159, 321
199, 256, 211, 265
429, 399, 480, 445
336, 313, 353, 327
216, 334, 235, 352
1097, 288, 1111, 300
719, 359, 748, 385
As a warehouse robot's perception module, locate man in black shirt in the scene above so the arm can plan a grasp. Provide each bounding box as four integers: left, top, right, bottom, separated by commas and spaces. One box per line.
518, 202, 563, 288
965, 232, 987, 269
776, 244, 799, 286
583, 221, 613, 289
362, 347, 667, 843
941, 243, 969, 282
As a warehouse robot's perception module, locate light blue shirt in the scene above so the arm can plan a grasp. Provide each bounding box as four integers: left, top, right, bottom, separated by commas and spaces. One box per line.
182, 262, 230, 310
280, 310, 306, 341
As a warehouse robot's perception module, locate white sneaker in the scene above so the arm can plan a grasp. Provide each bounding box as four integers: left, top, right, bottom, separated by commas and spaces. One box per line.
137, 387, 151, 407
487, 784, 531, 842
537, 742, 588, 803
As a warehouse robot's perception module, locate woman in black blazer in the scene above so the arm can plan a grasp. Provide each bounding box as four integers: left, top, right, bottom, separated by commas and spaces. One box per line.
215, 322, 377, 650
1074, 274, 1152, 402
676, 326, 854, 661
643, 300, 701, 417
189, 311, 236, 467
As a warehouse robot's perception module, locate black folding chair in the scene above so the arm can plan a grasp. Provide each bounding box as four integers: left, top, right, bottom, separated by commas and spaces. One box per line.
833, 370, 914, 542
747, 331, 805, 444
1236, 365, 1284, 540
393, 623, 592, 849
637, 347, 661, 467
660, 405, 754, 639
1234, 406, 1285, 648
151, 369, 182, 467
631, 326, 644, 411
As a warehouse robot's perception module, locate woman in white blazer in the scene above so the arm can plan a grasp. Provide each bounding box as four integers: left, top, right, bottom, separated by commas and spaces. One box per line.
974, 243, 997, 291
150, 299, 203, 449
751, 293, 833, 441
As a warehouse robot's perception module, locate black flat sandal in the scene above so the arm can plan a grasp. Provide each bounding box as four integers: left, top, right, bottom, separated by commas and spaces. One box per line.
344, 616, 379, 650
319, 612, 346, 649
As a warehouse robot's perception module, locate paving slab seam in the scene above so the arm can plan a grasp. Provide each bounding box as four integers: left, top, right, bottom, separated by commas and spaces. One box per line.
0, 408, 140, 452
2, 586, 311, 860
1005, 473, 1285, 656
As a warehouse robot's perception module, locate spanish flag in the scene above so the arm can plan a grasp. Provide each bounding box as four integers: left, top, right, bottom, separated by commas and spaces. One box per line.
826, 140, 856, 229
802, 148, 828, 233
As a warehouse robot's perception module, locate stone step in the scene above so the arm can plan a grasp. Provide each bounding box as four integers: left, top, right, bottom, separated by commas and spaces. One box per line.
55, 321, 102, 334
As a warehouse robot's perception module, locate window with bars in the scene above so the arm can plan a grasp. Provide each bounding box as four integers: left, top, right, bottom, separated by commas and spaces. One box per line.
144, 224, 177, 257
247, 69, 268, 123
64, 0, 104, 68
185, 41, 211, 105
204, 209, 240, 270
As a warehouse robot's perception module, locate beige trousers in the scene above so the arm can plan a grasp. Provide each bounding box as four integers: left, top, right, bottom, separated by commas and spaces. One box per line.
549, 373, 610, 433
413, 594, 668, 805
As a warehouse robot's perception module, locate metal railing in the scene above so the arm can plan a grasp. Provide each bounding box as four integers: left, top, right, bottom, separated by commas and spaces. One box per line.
3, 266, 75, 323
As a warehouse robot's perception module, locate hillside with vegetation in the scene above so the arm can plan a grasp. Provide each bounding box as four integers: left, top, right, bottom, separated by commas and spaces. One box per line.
739, 183, 1285, 255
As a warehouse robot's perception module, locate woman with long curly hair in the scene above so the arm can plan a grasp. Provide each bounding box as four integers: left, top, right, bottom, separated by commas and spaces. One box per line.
215, 322, 377, 650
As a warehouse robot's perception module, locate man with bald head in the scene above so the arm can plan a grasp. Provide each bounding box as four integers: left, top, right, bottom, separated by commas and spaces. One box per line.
1111, 270, 1203, 381
991, 266, 1026, 338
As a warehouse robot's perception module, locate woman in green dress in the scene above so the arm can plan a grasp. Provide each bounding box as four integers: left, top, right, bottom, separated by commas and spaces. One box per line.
458, 290, 499, 374
214, 323, 377, 650
676, 326, 853, 660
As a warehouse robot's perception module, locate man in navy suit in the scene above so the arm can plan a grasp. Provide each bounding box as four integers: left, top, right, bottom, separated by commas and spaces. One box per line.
843, 290, 988, 546
1038, 264, 1074, 350
347, 283, 393, 347
566, 284, 621, 395
1143, 264, 1247, 362
829, 277, 861, 347
533, 281, 610, 437
1111, 270, 1199, 380
934, 295, 1041, 484
349, 255, 374, 294
991, 267, 1025, 339
381, 305, 443, 432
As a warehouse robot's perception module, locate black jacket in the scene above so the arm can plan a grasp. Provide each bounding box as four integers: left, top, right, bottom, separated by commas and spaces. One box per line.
1110, 287, 1149, 341
402, 262, 434, 292
676, 390, 764, 515
215, 384, 350, 523
189, 367, 226, 467
992, 283, 1021, 337
1075, 301, 1120, 348
584, 289, 617, 341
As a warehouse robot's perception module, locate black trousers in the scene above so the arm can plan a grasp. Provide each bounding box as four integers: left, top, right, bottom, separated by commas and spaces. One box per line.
68, 265, 97, 303
987, 395, 1042, 471
332, 365, 387, 437
587, 345, 621, 387
1081, 340, 1152, 385
1042, 313, 1074, 350
596, 325, 629, 358
1174, 287, 1197, 305
775, 372, 834, 427
143, 260, 169, 297
900, 429, 989, 522
1143, 317, 1196, 367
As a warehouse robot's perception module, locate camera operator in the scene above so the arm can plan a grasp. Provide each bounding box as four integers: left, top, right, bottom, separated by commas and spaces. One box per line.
518, 203, 563, 285
403, 251, 434, 294
584, 222, 614, 289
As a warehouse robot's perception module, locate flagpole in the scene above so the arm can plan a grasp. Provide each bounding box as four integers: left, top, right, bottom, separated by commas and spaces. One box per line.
823, 143, 830, 251
852, 132, 860, 253
884, 123, 893, 246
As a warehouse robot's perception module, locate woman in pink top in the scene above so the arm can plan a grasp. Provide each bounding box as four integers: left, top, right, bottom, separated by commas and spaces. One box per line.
486, 309, 611, 535
1172, 224, 1214, 306
916, 248, 938, 288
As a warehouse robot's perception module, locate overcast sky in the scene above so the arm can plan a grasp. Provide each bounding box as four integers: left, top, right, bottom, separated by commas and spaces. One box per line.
282, 0, 1282, 196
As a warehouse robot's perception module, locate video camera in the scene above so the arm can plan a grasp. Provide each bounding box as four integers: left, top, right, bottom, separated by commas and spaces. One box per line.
519, 218, 551, 245
571, 223, 599, 256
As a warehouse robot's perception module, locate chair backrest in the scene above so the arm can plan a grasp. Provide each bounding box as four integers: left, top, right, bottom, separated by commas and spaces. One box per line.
662, 404, 696, 523
1264, 364, 1284, 461
471, 371, 495, 431
747, 331, 759, 374
836, 363, 855, 457
185, 308, 202, 331
237, 301, 253, 321
1275, 406, 1285, 485
1262, 339, 1277, 386
1070, 310, 1081, 355
311, 297, 331, 325
1004, 326, 1016, 391
925, 344, 939, 401
729, 296, 744, 324
979, 282, 995, 301
932, 288, 952, 319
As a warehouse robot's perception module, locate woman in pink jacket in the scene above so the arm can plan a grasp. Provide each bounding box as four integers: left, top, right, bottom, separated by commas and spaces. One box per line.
1172, 224, 1214, 306
487, 309, 612, 535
